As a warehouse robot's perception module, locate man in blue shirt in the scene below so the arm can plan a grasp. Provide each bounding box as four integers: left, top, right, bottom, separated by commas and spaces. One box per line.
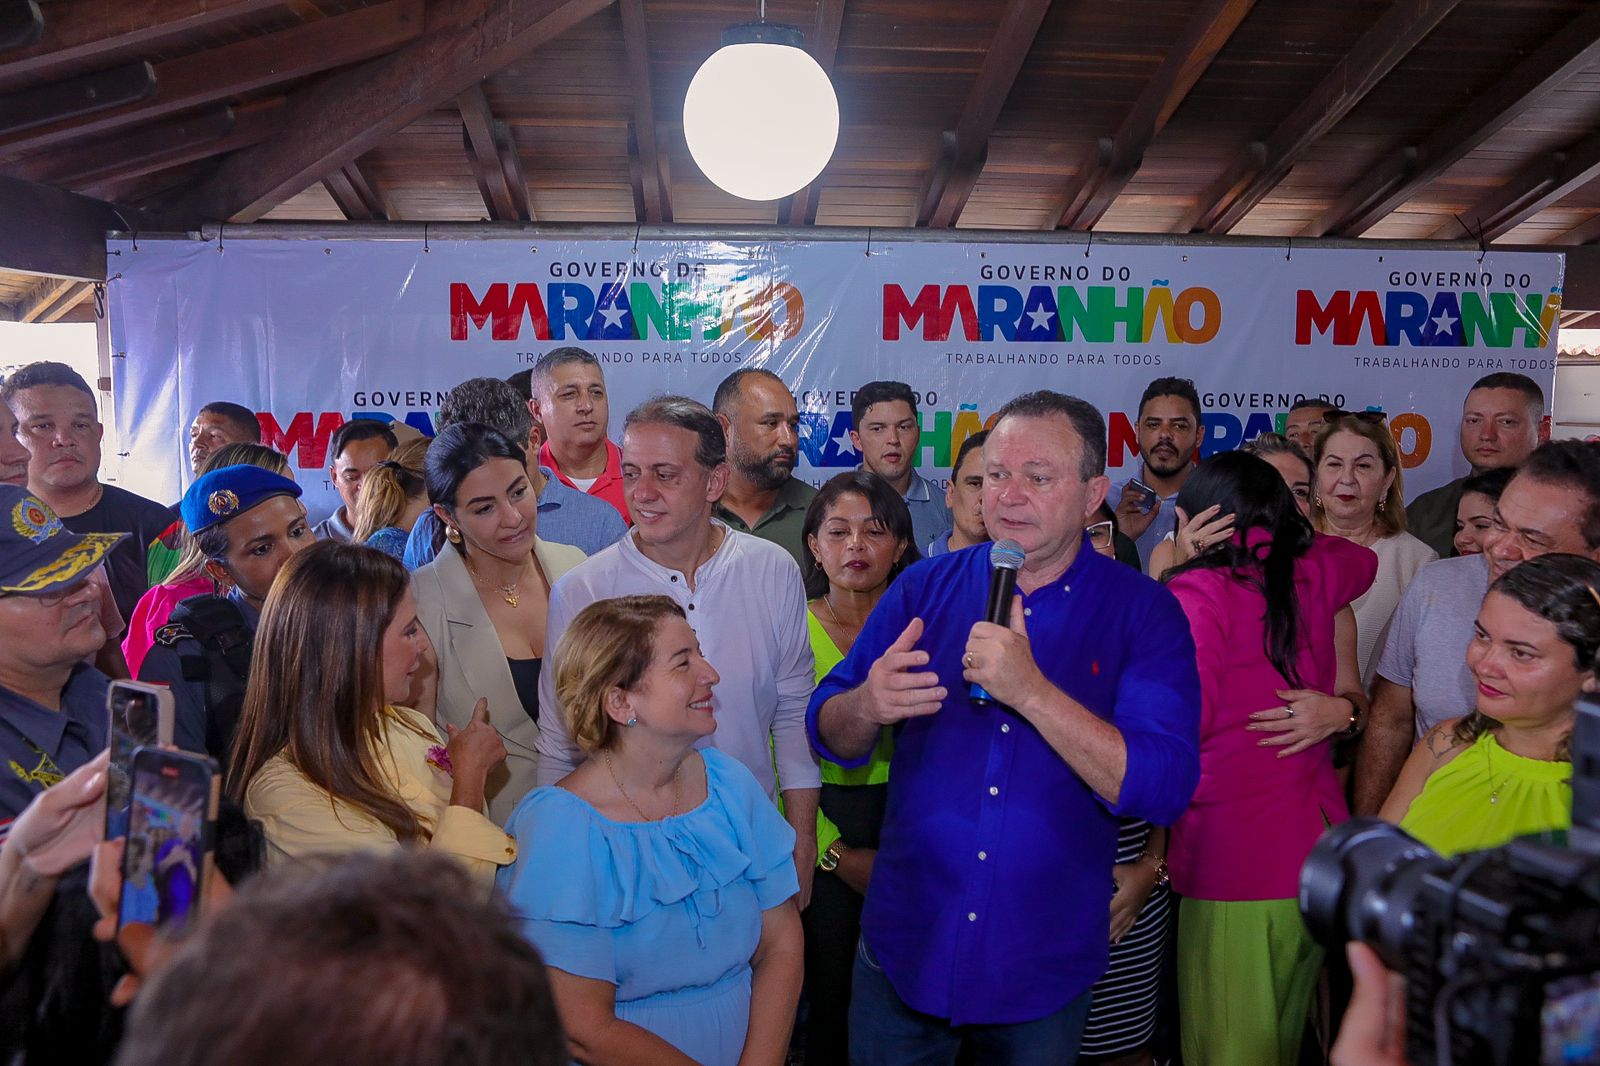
809, 390, 1200, 1063
403, 377, 626, 568
849, 380, 952, 551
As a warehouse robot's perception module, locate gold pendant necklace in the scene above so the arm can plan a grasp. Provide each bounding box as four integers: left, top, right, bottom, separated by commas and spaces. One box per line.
467, 562, 523, 608
602, 750, 682, 821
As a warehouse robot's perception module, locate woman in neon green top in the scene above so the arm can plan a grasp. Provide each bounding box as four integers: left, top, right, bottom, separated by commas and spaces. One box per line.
799, 470, 919, 1064
1382, 553, 1600, 856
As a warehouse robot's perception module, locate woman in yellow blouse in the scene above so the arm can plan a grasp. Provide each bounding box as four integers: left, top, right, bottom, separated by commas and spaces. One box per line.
798, 470, 918, 1064
227, 541, 514, 891
1380, 553, 1600, 856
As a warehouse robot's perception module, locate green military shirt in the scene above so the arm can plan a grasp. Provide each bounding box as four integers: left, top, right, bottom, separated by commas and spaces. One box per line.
1406, 475, 1467, 559
714, 476, 817, 570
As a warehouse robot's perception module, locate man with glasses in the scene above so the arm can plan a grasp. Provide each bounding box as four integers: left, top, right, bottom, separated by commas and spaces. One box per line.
1353, 439, 1600, 814
2, 363, 170, 621
1114, 377, 1202, 570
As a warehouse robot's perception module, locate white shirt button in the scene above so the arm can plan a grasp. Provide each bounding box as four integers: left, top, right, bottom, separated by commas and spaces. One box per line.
1000, 723, 1010, 734
1024, 607, 1032, 617
988, 786, 999, 796
978, 851, 987, 861
967, 912, 977, 921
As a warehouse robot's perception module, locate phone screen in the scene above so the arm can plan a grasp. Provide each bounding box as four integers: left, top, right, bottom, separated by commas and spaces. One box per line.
106, 685, 164, 839
118, 752, 211, 931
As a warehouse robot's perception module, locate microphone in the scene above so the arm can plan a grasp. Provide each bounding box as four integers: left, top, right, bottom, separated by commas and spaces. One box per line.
970, 539, 1025, 706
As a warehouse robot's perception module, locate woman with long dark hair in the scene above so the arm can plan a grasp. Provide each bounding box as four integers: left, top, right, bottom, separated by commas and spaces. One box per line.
1163, 451, 1377, 1066
229, 541, 513, 891
1381, 553, 1600, 854
411, 423, 586, 822
796, 470, 918, 1063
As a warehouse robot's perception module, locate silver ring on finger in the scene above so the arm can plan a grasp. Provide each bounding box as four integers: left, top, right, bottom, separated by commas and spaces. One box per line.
964, 652, 975, 669
1284, 706, 1296, 719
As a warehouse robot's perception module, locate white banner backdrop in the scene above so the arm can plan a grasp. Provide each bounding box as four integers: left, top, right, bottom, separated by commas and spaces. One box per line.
106, 236, 1563, 520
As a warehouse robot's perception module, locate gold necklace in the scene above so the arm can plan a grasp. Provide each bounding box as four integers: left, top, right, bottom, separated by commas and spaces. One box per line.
1486, 736, 1514, 805
467, 560, 525, 608
602, 750, 682, 822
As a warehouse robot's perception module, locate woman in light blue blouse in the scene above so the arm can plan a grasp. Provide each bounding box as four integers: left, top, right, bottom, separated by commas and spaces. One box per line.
498, 594, 802, 1066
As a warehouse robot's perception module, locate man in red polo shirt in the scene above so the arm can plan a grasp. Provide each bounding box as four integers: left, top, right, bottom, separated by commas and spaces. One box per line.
529, 347, 629, 525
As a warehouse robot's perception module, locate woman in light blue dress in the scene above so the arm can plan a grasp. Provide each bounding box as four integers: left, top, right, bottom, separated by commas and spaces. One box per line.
498, 595, 802, 1066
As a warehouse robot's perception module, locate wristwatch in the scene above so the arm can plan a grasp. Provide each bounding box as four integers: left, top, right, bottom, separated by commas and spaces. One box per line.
1340, 698, 1364, 738
819, 839, 848, 872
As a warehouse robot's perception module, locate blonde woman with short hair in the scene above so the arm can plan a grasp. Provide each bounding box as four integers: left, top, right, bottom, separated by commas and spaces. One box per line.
497, 594, 803, 1066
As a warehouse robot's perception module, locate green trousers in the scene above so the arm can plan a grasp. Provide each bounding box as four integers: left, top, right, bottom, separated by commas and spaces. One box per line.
1177, 896, 1323, 1066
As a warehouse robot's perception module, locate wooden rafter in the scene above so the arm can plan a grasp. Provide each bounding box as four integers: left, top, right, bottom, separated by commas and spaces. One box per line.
0, 0, 286, 92
779, 0, 846, 227
619, 0, 669, 223
1183, 0, 1463, 234
918, 0, 1052, 229
0, 174, 126, 278
0, 0, 424, 160
457, 84, 531, 222
0, 61, 155, 137
1310, 6, 1600, 238
6, 275, 93, 323
1055, 0, 1258, 230
322, 158, 388, 220
150, 0, 614, 225
1433, 129, 1600, 242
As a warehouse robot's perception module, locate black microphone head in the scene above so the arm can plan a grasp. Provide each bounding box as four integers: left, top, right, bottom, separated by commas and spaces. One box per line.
988, 539, 1025, 571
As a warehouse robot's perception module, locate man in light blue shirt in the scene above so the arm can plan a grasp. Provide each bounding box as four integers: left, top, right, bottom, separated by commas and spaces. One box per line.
850, 380, 952, 551
402, 377, 626, 569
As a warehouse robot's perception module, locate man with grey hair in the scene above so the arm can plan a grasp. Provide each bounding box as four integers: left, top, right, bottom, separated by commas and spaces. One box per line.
712, 367, 815, 567
530, 346, 628, 524
402, 376, 626, 568
810, 389, 1199, 1059
537, 395, 822, 905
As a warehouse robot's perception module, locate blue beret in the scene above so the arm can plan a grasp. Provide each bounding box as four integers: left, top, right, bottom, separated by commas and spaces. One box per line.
181, 465, 302, 534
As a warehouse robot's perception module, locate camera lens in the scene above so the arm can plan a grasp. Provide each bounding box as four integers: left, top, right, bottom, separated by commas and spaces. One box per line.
1299, 818, 1448, 967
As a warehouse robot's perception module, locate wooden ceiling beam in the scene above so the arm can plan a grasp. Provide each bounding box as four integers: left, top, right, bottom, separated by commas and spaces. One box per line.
321, 157, 388, 220
0, 0, 287, 93
14, 104, 238, 186
780, 0, 846, 227
0, 2, 42, 54
1055, 0, 1258, 230
619, 0, 668, 223
13, 276, 76, 323
0, 174, 126, 278
149, 0, 614, 225
0, 60, 155, 137
457, 84, 530, 222
1184, 0, 1463, 234
1310, 6, 1600, 238
919, 0, 1052, 229
1433, 129, 1600, 242
0, 0, 423, 160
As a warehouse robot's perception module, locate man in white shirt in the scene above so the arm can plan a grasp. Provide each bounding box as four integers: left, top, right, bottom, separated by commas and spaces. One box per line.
537, 395, 821, 904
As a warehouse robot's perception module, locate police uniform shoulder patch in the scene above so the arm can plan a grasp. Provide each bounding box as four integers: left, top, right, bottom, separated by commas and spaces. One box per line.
153, 622, 193, 647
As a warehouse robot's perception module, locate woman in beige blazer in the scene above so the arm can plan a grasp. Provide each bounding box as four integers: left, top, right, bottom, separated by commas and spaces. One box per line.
412, 423, 585, 823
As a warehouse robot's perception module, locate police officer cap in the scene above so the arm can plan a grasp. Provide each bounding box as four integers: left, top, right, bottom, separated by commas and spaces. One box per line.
181, 465, 302, 534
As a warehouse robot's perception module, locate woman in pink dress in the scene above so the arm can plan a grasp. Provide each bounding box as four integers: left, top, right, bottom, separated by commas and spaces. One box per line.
1164, 451, 1376, 1066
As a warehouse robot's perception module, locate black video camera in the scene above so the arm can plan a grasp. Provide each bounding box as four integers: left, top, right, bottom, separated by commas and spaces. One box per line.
1299, 693, 1600, 1065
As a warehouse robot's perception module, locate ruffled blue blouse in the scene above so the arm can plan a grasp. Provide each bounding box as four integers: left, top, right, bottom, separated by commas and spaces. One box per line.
498, 749, 798, 1065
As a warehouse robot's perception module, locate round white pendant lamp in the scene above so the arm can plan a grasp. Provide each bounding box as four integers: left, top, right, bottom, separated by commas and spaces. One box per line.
683, 21, 840, 202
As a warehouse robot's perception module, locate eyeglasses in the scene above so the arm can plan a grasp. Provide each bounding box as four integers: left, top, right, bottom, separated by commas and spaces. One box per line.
1326, 409, 1388, 425
1085, 521, 1114, 548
